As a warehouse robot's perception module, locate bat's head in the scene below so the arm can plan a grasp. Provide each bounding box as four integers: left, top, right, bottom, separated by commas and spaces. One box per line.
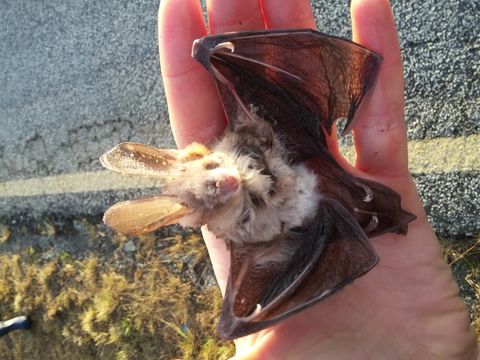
162, 132, 288, 241
187, 123, 308, 244
164, 151, 244, 210
99, 139, 283, 239
99, 120, 300, 243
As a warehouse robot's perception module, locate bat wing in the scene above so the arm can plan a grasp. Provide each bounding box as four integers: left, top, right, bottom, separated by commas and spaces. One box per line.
306, 156, 417, 237
103, 195, 189, 236
191, 29, 414, 339
218, 199, 379, 339
192, 29, 382, 163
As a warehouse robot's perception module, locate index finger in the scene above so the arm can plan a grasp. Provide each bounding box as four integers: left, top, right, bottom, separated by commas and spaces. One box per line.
158, 0, 226, 148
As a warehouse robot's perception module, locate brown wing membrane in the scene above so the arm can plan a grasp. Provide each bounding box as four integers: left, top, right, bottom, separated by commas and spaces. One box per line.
192, 29, 413, 234
100, 142, 178, 176
191, 29, 415, 339
103, 195, 189, 236
306, 156, 417, 237
218, 200, 379, 339
192, 29, 382, 163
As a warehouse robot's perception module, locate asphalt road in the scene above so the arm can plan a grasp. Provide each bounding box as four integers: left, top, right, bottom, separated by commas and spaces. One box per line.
0, 0, 478, 237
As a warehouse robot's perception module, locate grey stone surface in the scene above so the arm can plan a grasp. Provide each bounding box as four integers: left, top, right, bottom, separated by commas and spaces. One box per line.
414, 172, 479, 236
0, 0, 478, 236
0, 0, 174, 181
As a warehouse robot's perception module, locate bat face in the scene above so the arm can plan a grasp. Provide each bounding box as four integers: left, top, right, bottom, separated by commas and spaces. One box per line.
101, 28, 416, 340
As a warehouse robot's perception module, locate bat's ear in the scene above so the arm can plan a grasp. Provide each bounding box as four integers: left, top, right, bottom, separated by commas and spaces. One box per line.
100, 142, 212, 176
100, 142, 179, 175
103, 195, 189, 236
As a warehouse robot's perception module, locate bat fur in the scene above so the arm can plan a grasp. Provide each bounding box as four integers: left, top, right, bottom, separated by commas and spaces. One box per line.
163, 118, 320, 248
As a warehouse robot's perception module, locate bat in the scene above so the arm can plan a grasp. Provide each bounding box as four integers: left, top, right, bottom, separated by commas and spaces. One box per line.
100, 29, 416, 340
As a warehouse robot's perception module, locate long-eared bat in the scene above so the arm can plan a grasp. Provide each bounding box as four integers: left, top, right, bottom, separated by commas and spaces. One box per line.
100, 29, 416, 340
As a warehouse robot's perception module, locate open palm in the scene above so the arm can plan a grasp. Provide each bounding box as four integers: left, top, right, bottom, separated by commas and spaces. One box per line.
158, 0, 478, 358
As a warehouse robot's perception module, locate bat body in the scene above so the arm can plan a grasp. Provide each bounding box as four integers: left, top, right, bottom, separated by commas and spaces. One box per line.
100, 29, 416, 339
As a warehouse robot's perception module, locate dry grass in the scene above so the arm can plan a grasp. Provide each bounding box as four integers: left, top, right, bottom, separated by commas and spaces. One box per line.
442, 235, 480, 341
0, 224, 10, 244
0, 219, 478, 359
0, 227, 234, 359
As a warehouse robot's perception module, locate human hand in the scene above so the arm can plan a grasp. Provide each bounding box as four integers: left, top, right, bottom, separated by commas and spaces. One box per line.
158, 0, 478, 358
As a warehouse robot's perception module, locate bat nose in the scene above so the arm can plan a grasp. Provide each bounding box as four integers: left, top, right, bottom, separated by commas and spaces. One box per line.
217, 176, 239, 195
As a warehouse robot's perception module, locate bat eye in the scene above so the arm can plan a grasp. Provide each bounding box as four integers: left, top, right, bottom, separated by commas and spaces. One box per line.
260, 168, 276, 182
204, 161, 219, 170
246, 160, 258, 170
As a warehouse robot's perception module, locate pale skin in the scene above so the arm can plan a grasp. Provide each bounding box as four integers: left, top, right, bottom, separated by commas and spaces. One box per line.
158, 0, 479, 359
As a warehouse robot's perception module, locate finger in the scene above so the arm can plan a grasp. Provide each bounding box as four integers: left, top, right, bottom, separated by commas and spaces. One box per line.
158, 0, 226, 148
207, 0, 265, 34
350, 0, 409, 177
201, 229, 230, 295
261, 0, 316, 29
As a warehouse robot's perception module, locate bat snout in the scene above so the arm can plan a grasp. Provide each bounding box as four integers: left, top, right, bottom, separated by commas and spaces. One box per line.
217, 175, 239, 196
